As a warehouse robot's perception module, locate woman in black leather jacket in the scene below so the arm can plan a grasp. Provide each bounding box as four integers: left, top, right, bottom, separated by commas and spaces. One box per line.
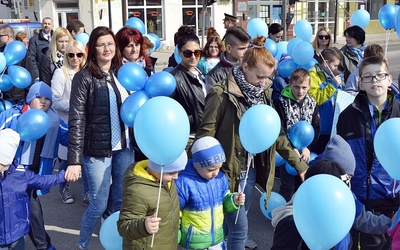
66, 26, 134, 250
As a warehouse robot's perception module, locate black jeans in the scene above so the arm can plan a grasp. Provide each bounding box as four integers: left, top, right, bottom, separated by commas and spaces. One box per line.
28, 190, 52, 250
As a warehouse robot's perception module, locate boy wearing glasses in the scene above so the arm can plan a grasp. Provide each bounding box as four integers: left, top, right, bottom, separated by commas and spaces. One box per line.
337, 56, 400, 250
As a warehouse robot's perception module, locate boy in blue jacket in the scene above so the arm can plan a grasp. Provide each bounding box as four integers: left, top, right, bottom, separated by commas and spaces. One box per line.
0, 82, 69, 250
175, 136, 245, 250
0, 129, 66, 249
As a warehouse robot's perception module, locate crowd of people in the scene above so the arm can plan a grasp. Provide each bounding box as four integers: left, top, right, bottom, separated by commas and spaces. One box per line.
0, 12, 400, 250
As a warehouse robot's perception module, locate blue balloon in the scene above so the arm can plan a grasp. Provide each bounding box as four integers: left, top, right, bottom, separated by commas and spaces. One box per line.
117, 62, 148, 91
293, 174, 355, 250
8, 65, 32, 89
285, 161, 297, 176
0, 75, 13, 91
162, 67, 174, 73
264, 39, 278, 57
0, 52, 6, 72
297, 58, 318, 70
291, 41, 314, 66
239, 104, 281, 154
148, 33, 161, 50
0, 100, 12, 113
99, 211, 122, 250
379, 4, 397, 30
16, 109, 50, 141
134, 96, 190, 165
247, 18, 269, 39
350, 9, 370, 29
288, 121, 315, 150
275, 41, 288, 60
144, 71, 176, 97
294, 20, 313, 42
396, 6, 400, 38
3, 41, 27, 66
76, 33, 90, 47
126, 17, 146, 34
374, 118, 400, 180
144, 34, 157, 54
260, 192, 286, 220
277, 59, 297, 78
174, 45, 182, 64
286, 37, 302, 57
309, 152, 318, 163
120, 90, 150, 127
275, 152, 285, 166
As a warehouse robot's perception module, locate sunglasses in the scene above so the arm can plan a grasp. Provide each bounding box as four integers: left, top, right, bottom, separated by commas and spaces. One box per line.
318, 35, 330, 40
182, 49, 202, 58
67, 52, 84, 58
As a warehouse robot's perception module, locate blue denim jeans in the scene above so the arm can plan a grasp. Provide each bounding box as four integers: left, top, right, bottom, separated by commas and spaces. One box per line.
224, 167, 256, 250
77, 148, 134, 249
0, 236, 25, 250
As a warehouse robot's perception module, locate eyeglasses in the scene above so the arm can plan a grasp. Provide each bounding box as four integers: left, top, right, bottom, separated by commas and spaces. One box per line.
95, 42, 115, 49
67, 52, 84, 58
318, 35, 330, 40
209, 46, 219, 49
360, 73, 388, 83
182, 49, 202, 58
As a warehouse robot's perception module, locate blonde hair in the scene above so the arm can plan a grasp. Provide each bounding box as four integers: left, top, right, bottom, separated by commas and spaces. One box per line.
312, 27, 332, 50
49, 27, 73, 63
61, 40, 87, 79
15, 31, 27, 42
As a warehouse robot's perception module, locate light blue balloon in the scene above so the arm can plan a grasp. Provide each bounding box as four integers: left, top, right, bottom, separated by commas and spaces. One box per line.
8, 65, 32, 89
247, 18, 269, 39
0, 100, 12, 113
144, 34, 157, 54
148, 33, 161, 50
275, 41, 288, 60
285, 162, 297, 176
16, 109, 50, 141
0, 52, 6, 72
288, 121, 315, 150
76, 33, 90, 47
275, 152, 285, 166
117, 62, 148, 91
374, 118, 400, 180
144, 71, 176, 97
0, 75, 13, 91
291, 41, 314, 66
298, 58, 318, 70
174, 45, 182, 64
259, 192, 286, 220
379, 4, 397, 30
265, 39, 278, 57
277, 59, 297, 78
239, 104, 281, 154
4, 41, 27, 66
120, 90, 150, 127
294, 20, 312, 42
126, 17, 146, 34
99, 211, 122, 250
293, 174, 355, 250
396, 6, 400, 38
286, 37, 302, 57
308, 152, 318, 163
350, 9, 370, 29
134, 96, 190, 165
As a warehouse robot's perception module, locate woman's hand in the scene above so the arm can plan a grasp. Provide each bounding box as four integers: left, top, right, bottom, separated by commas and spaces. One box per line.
65, 164, 82, 182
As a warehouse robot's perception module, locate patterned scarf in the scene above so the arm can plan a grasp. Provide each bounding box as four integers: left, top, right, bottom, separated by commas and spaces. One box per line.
349, 44, 366, 62
54, 51, 64, 69
233, 66, 265, 106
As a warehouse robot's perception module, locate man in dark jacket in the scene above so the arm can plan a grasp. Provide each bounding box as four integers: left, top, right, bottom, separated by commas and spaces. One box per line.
205, 26, 251, 90
29, 17, 53, 80
0, 25, 35, 104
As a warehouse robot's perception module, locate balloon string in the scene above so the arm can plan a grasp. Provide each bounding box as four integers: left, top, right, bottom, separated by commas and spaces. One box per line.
151, 165, 163, 247
235, 153, 253, 224
384, 30, 390, 58
0, 66, 7, 77
254, 185, 263, 194
317, 51, 335, 78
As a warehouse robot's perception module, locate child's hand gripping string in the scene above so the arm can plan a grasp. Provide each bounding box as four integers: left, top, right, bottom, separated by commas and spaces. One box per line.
234, 193, 246, 206
145, 213, 161, 234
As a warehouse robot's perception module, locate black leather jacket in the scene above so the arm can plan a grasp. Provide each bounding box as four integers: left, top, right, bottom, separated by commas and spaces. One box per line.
205, 52, 236, 91
68, 68, 132, 165
170, 64, 205, 134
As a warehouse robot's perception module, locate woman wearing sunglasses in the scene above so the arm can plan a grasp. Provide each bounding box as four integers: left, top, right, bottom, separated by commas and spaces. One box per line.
170, 31, 205, 148
39, 27, 72, 86
51, 40, 87, 205
312, 27, 332, 61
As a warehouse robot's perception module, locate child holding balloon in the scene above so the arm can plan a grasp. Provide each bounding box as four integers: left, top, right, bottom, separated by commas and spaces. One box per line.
117, 151, 187, 250
273, 68, 320, 201
337, 56, 400, 249
175, 136, 245, 250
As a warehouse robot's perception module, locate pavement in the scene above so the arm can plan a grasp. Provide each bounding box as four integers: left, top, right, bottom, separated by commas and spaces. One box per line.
151, 31, 400, 70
